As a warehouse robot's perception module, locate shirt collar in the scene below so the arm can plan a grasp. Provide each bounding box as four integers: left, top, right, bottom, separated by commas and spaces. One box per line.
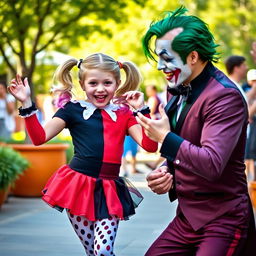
74, 100, 120, 121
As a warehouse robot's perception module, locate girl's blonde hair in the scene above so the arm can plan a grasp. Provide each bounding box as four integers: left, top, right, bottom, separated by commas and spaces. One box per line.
52, 53, 142, 108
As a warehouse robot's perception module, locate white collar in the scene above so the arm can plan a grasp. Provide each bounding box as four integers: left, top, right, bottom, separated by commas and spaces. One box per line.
74, 100, 120, 121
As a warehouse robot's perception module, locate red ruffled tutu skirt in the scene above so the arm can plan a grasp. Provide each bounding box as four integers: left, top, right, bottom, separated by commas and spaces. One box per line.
42, 165, 142, 221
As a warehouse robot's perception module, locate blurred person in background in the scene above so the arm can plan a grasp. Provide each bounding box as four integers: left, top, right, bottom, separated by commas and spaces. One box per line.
225, 55, 248, 100
146, 84, 162, 120
121, 135, 141, 177
244, 69, 256, 181
0, 81, 15, 140
145, 84, 165, 170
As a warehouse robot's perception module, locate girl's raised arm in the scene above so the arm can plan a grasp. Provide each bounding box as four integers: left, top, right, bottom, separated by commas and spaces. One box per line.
8, 74, 65, 145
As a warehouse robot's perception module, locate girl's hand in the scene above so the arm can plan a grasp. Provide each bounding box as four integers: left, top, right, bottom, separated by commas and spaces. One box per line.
8, 74, 31, 103
122, 91, 145, 110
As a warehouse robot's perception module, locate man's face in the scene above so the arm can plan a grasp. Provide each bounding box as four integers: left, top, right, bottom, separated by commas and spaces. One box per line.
237, 62, 248, 81
155, 28, 192, 88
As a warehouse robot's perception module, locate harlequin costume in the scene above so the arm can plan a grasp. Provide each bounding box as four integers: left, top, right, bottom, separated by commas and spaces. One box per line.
41, 101, 156, 221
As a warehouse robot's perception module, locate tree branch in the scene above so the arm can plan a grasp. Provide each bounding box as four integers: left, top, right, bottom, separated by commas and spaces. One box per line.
36, 6, 88, 54
0, 28, 19, 55
0, 44, 16, 75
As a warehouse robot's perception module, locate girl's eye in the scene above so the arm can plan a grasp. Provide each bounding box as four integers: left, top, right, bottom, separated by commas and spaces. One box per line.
105, 81, 113, 85
89, 81, 97, 85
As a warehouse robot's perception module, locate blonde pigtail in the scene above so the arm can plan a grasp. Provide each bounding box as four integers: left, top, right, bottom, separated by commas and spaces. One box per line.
51, 58, 78, 108
115, 61, 143, 97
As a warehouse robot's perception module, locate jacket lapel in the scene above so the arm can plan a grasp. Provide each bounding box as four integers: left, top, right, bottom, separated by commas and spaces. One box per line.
165, 95, 179, 115
165, 95, 180, 130
174, 62, 214, 134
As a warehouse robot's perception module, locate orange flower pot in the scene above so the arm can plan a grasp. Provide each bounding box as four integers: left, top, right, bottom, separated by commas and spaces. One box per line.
249, 181, 256, 209
10, 144, 69, 197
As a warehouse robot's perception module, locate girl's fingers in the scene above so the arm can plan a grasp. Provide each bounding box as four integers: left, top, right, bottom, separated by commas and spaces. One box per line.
16, 74, 22, 84
8, 85, 16, 95
24, 77, 29, 87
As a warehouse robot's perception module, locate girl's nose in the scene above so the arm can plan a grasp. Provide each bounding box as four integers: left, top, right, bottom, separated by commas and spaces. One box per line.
96, 84, 105, 91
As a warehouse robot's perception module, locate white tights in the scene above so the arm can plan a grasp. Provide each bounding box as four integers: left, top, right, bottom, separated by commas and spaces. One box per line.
67, 211, 119, 256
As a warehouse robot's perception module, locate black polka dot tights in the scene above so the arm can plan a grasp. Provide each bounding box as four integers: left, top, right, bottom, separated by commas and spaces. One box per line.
67, 211, 119, 256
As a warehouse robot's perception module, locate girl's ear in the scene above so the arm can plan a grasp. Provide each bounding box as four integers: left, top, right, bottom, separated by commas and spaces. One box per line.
117, 79, 121, 87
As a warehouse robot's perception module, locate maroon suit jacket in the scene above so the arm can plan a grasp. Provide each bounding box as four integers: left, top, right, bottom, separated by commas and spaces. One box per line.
160, 62, 256, 246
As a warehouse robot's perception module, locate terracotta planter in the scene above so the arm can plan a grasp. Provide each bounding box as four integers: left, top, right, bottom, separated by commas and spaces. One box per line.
249, 181, 256, 209
10, 144, 69, 197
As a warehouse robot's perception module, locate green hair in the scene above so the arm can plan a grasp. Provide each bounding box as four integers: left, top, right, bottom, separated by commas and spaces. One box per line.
142, 6, 219, 64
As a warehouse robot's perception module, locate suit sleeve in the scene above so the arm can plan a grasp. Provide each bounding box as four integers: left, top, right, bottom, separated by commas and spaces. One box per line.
160, 90, 248, 182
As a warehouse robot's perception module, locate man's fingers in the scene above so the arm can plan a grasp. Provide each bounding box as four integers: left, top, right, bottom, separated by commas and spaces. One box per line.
150, 177, 173, 194
148, 173, 172, 188
159, 103, 167, 118
146, 169, 166, 182
137, 112, 150, 122
135, 115, 147, 129
136, 112, 151, 129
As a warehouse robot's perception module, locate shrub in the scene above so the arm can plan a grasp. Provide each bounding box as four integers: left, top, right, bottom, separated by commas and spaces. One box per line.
0, 146, 29, 190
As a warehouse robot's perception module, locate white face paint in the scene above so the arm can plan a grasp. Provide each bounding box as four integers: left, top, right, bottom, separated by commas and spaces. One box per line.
155, 29, 192, 89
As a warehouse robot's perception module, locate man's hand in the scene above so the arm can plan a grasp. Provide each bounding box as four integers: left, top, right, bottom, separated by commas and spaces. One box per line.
136, 103, 170, 143
146, 166, 173, 194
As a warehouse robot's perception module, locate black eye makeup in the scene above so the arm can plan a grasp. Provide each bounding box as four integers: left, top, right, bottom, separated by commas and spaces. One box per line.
159, 49, 174, 62
162, 55, 174, 63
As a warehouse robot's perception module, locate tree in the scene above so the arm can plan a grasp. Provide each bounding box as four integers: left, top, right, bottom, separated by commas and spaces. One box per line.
0, 0, 145, 98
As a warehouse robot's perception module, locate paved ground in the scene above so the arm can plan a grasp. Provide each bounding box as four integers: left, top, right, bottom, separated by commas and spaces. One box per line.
0, 163, 177, 256
1, 162, 255, 256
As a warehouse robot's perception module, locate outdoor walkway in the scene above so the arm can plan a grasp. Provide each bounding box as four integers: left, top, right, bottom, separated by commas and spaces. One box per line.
0, 163, 177, 256
1, 162, 255, 256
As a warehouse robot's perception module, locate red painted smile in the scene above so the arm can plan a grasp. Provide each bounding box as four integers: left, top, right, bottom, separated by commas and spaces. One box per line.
164, 69, 181, 84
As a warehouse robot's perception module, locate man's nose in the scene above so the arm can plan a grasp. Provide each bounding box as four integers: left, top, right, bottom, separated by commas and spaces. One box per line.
157, 60, 165, 70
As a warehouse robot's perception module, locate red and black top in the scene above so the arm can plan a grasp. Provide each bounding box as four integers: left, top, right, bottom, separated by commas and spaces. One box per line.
42, 101, 145, 221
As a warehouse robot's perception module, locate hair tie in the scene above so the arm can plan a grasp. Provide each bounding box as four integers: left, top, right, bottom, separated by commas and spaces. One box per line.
77, 59, 83, 69
117, 61, 123, 69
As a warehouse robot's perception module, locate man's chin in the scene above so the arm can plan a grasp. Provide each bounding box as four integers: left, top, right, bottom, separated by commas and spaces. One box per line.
167, 82, 178, 89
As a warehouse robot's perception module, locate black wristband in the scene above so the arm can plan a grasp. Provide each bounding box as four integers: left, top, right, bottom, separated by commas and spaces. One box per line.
133, 105, 150, 116
18, 101, 37, 117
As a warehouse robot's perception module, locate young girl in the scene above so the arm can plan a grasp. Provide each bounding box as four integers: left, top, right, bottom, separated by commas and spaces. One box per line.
8, 53, 158, 256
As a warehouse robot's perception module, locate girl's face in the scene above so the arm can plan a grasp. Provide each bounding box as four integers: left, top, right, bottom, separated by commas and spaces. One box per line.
81, 69, 120, 108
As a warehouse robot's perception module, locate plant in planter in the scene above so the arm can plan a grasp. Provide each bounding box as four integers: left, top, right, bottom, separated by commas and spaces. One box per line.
0, 135, 71, 197
0, 146, 29, 208
6, 135, 70, 197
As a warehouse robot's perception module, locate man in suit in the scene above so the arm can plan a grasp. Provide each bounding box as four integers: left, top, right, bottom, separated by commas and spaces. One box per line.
136, 6, 256, 256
